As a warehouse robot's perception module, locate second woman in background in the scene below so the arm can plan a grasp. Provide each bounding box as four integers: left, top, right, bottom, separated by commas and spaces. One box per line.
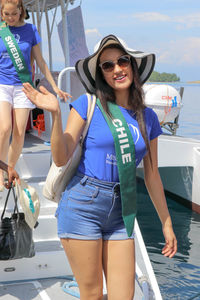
0, 0, 71, 190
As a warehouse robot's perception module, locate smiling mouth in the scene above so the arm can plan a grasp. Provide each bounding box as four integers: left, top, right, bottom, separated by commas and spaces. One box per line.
115, 75, 127, 81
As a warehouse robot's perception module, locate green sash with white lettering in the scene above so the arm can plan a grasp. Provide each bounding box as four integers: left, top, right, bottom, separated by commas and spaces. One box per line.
0, 22, 33, 86
97, 98, 137, 237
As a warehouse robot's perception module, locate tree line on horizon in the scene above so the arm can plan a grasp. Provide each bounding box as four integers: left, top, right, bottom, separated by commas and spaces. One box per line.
148, 71, 180, 82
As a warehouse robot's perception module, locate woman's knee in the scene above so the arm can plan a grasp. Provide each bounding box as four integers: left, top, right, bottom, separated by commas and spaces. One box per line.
107, 283, 134, 300
12, 123, 27, 138
80, 285, 103, 300
11, 125, 26, 144
0, 123, 12, 140
11, 131, 25, 144
77, 274, 103, 300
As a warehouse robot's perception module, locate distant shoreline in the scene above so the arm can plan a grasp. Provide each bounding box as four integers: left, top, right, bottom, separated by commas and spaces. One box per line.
187, 80, 200, 84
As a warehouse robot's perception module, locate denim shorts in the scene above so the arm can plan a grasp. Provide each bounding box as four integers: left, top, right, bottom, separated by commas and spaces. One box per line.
55, 173, 135, 240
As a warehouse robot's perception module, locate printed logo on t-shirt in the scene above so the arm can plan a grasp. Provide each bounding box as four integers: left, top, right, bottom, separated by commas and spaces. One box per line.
128, 124, 140, 144
106, 153, 117, 165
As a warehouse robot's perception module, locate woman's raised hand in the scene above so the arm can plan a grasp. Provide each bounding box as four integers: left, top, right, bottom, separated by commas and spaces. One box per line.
23, 83, 60, 113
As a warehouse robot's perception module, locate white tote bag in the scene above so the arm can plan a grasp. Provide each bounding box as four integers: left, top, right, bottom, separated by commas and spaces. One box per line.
42, 93, 96, 203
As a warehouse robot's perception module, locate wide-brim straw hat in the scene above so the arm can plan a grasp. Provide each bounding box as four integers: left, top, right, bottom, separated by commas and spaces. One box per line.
75, 34, 156, 94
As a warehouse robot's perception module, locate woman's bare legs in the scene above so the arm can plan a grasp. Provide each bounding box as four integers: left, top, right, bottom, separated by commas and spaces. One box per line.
0, 102, 12, 187
61, 238, 103, 300
61, 238, 135, 300
103, 239, 135, 300
8, 108, 30, 168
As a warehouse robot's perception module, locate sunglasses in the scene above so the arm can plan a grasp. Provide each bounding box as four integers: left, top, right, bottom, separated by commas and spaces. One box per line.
99, 55, 131, 72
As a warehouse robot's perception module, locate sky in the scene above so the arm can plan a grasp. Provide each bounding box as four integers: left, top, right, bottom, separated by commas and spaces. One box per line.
39, 0, 200, 82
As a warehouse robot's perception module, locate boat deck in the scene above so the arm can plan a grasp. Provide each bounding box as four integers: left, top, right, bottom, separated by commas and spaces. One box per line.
1, 277, 80, 300
22, 131, 51, 153
0, 276, 146, 300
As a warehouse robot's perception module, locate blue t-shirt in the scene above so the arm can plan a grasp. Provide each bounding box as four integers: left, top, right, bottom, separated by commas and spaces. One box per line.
70, 94, 162, 182
0, 23, 41, 85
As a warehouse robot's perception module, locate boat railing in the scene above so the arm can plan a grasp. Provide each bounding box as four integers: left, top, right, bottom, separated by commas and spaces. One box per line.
135, 219, 163, 300
57, 66, 86, 131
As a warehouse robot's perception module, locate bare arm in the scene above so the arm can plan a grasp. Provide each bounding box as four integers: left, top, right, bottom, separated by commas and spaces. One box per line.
143, 138, 177, 258
31, 44, 71, 101
22, 83, 85, 166
51, 107, 86, 166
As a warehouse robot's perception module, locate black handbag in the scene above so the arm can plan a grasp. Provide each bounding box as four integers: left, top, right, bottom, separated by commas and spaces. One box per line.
0, 186, 35, 260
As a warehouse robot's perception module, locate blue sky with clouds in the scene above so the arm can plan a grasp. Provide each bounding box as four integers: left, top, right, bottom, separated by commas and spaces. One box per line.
79, 0, 200, 82
38, 0, 200, 82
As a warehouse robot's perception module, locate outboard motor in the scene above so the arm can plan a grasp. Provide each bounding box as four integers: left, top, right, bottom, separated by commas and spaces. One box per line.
143, 84, 183, 135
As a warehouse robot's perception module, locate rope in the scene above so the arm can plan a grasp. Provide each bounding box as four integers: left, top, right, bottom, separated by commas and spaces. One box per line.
136, 274, 151, 300
62, 279, 80, 299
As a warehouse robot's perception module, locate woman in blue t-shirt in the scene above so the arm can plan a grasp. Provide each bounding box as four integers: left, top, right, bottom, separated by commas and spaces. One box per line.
0, 0, 71, 190
23, 34, 177, 300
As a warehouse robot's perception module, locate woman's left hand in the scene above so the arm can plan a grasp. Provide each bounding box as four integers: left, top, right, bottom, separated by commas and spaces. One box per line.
53, 86, 72, 102
5, 166, 20, 189
162, 225, 177, 258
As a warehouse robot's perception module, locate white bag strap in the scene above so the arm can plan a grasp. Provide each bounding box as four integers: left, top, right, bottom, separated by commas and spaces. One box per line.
81, 93, 96, 142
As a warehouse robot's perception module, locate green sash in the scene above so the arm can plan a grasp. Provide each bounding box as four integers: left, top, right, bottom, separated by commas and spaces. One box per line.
97, 98, 137, 237
0, 22, 33, 86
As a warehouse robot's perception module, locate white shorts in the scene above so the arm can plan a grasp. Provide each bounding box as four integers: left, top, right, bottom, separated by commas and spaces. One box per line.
0, 84, 35, 109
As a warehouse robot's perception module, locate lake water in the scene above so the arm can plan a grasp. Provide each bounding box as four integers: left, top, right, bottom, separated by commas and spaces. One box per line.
137, 83, 200, 300
175, 83, 200, 140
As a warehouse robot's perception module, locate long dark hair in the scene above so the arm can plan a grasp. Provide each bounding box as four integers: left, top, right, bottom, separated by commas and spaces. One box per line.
95, 44, 152, 163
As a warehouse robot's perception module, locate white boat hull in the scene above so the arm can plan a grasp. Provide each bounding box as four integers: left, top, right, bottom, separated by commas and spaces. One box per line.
137, 134, 200, 213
